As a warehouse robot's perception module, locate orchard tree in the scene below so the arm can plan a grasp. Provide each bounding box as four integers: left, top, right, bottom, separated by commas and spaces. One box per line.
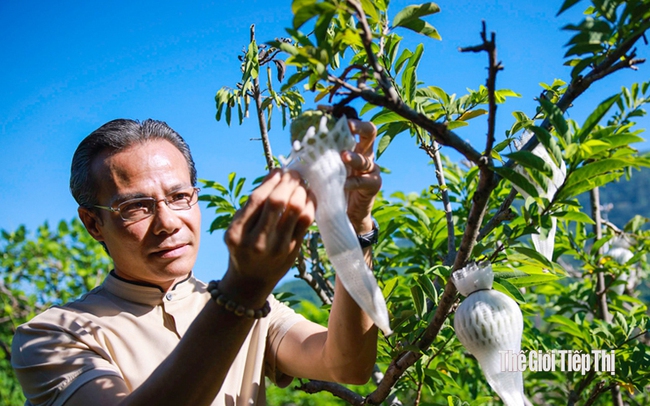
211, 0, 650, 404
0, 219, 111, 404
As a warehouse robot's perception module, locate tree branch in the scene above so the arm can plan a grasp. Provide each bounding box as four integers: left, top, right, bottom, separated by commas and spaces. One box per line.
297, 380, 366, 405
584, 382, 617, 406
589, 187, 624, 406
478, 186, 518, 241
346, 0, 400, 103
433, 141, 457, 264
590, 187, 611, 321
296, 248, 333, 305
249, 25, 276, 170
459, 21, 503, 158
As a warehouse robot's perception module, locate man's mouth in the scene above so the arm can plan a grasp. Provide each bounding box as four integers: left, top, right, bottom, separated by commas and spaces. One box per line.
152, 243, 189, 259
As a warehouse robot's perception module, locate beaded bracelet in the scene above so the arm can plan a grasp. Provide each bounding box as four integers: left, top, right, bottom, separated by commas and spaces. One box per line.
207, 280, 271, 319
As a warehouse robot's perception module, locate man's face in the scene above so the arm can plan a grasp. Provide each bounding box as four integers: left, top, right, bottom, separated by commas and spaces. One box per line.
81, 139, 201, 291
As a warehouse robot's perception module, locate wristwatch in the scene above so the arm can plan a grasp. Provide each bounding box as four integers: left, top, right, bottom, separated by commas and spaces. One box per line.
357, 219, 379, 248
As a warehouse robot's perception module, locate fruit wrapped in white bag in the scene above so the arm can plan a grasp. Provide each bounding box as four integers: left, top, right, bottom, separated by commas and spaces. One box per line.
513, 130, 567, 261
280, 110, 392, 335
452, 262, 525, 406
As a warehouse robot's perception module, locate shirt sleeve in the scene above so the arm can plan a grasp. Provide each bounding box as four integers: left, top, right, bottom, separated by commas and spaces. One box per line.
11, 308, 123, 406
264, 295, 308, 387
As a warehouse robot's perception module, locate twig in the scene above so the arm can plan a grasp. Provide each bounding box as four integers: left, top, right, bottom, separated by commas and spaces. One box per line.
459, 21, 503, 158
346, 0, 399, 103
414, 333, 455, 405
427, 140, 457, 264
590, 187, 611, 322
297, 380, 366, 405
589, 187, 623, 406
584, 381, 616, 406
296, 248, 333, 305
249, 25, 276, 170
477, 188, 517, 241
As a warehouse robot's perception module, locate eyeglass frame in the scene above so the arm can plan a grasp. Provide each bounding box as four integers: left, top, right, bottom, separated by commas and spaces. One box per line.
91, 187, 201, 222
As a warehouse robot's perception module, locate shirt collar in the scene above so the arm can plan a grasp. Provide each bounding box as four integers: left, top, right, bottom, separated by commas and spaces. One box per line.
103, 270, 201, 305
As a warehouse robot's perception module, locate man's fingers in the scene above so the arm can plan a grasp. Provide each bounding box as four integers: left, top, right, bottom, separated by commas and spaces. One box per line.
252, 171, 302, 238
226, 169, 283, 248
342, 150, 375, 174
347, 119, 377, 156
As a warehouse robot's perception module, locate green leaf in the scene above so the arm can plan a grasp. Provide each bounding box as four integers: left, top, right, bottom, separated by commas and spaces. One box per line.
407, 206, 431, 227
393, 48, 413, 74
372, 110, 411, 125
392, 3, 441, 28
554, 211, 595, 224
446, 120, 468, 130
376, 122, 409, 158
540, 98, 569, 143
546, 315, 584, 339
529, 127, 564, 168
557, 0, 582, 15
233, 177, 246, 199
227, 172, 237, 192
494, 166, 539, 198
564, 158, 630, 188
511, 246, 554, 270
493, 280, 526, 303
292, 1, 333, 29
557, 172, 621, 200
458, 109, 487, 121
382, 277, 399, 298
506, 150, 553, 177
360, 0, 380, 22
395, 18, 441, 40
314, 11, 335, 45
505, 273, 561, 288
576, 94, 620, 142
411, 284, 426, 318
209, 215, 233, 233
416, 275, 438, 304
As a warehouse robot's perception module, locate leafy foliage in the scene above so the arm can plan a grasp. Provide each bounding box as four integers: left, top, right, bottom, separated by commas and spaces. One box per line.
3, 0, 650, 405
213, 0, 650, 404
0, 219, 111, 404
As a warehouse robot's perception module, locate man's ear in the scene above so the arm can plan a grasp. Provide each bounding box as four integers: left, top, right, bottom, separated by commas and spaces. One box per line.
78, 207, 105, 242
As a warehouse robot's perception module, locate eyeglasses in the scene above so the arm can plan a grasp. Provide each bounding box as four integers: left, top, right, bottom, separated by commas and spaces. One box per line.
93, 187, 200, 222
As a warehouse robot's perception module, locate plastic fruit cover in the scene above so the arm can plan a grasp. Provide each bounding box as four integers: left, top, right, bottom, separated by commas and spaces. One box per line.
280, 111, 392, 335
452, 262, 525, 406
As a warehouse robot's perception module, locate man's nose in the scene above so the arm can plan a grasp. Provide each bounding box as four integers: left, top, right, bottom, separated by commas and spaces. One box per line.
151, 200, 182, 235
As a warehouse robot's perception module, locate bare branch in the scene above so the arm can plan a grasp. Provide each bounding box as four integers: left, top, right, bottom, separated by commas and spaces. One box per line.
296, 248, 333, 305
478, 188, 518, 241
249, 25, 276, 170
590, 187, 611, 322
297, 380, 366, 405
432, 141, 457, 264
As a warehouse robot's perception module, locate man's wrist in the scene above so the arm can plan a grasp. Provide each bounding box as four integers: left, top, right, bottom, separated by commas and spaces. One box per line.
357, 218, 379, 249
349, 213, 374, 234
219, 268, 274, 309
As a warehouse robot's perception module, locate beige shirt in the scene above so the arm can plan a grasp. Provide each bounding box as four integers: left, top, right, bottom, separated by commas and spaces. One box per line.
11, 272, 306, 406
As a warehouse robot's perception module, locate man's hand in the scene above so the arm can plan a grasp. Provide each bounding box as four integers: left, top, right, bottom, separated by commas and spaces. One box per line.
222, 169, 315, 304
342, 119, 381, 235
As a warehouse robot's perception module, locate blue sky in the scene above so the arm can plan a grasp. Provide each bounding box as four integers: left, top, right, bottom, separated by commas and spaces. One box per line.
1, 0, 648, 283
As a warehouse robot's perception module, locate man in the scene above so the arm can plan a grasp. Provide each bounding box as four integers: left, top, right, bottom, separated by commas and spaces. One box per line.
11, 117, 381, 405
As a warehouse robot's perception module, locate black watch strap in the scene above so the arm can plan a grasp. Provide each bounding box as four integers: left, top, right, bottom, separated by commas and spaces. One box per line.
357, 220, 379, 248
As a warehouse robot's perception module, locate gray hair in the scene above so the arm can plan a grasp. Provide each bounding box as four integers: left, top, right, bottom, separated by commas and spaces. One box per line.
70, 118, 197, 207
